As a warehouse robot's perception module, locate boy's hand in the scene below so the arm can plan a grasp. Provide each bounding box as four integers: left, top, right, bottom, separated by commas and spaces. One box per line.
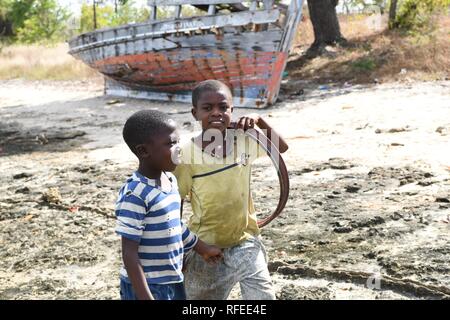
236, 114, 261, 131
236, 113, 289, 153
201, 244, 223, 265
194, 240, 223, 265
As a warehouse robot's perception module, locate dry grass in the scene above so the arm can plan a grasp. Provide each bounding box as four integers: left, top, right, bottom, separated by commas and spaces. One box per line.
288, 13, 450, 84
0, 43, 100, 80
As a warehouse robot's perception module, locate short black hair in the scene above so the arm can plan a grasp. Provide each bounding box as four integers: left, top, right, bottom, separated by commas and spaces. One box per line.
123, 109, 174, 154
192, 80, 233, 108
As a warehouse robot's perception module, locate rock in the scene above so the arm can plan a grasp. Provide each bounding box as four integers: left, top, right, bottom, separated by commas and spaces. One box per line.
47, 131, 86, 140
333, 226, 353, 233
328, 158, 355, 170
277, 284, 332, 300
106, 99, 122, 105
42, 187, 62, 204
35, 133, 49, 145
347, 237, 364, 243
418, 180, 434, 186
356, 123, 369, 130
436, 126, 448, 135
375, 127, 411, 134
15, 187, 30, 194
363, 252, 377, 259
435, 197, 450, 203
346, 184, 361, 193
388, 127, 409, 133
391, 212, 403, 220
13, 172, 33, 179
352, 216, 385, 228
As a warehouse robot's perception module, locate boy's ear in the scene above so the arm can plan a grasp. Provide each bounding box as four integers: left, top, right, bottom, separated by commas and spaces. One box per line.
191, 107, 197, 120
135, 144, 150, 158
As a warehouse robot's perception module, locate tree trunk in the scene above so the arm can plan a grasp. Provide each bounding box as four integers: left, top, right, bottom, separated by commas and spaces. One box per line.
388, 0, 398, 29
307, 0, 345, 52
93, 0, 97, 30
0, 17, 14, 37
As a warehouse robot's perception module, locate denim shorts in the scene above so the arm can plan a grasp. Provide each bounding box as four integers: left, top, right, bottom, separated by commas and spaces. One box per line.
120, 278, 186, 300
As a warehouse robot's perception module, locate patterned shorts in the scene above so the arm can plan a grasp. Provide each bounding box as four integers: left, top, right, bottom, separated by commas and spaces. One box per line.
183, 235, 275, 300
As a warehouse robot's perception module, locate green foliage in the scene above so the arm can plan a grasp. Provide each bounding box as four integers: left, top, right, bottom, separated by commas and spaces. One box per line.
395, 0, 450, 31
15, 0, 70, 44
79, 0, 151, 33
352, 57, 376, 71
0, 0, 70, 43
109, 1, 150, 27
4, 0, 34, 31
79, 3, 115, 32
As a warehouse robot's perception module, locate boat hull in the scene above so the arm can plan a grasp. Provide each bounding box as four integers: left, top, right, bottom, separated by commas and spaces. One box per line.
92, 48, 287, 107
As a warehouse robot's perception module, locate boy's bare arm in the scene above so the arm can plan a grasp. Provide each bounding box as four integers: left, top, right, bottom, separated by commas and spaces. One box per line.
236, 114, 289, 153
122, 237, 154, 300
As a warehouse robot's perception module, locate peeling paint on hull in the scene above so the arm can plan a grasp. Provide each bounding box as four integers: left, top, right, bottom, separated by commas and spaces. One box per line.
93, 49, 287, 107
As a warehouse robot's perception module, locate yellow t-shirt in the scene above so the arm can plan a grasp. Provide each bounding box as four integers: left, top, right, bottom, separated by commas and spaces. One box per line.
173, 130, 266, 248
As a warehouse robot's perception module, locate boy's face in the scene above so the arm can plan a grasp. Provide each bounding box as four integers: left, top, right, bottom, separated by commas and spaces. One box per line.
192, 89, 233, 133
137, 122, 180, 172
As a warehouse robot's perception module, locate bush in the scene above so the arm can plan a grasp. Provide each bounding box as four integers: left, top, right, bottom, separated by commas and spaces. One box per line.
395, 0, 450, 31
15, 0, 70, 44
352, 57, 377, 72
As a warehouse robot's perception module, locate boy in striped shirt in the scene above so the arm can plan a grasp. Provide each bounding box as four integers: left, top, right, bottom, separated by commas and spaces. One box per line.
116, 110, 223, 300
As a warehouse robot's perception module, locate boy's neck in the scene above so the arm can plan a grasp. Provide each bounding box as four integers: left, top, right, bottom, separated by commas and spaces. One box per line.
137, 163, 162, 180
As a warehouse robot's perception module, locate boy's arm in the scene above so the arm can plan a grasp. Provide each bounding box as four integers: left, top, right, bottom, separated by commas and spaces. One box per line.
236, 114, 289, 153
180, 222, 223, 264
122, 237, 154, 300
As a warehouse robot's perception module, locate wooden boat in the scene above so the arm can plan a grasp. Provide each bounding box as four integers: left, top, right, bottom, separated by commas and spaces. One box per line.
68, 1, 304, 108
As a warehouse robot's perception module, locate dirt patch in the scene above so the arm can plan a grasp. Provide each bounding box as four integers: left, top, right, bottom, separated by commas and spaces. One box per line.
0, 80, 449, 299
0, 121, 88, 156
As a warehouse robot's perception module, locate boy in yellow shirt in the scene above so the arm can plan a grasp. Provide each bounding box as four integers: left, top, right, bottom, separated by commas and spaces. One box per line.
174, 80, 288, 300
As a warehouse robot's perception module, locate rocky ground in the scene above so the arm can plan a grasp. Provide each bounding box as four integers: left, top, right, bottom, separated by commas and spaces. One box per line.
0, 79, 449, 299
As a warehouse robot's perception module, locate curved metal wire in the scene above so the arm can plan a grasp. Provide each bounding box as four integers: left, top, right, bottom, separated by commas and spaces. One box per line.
243, 128, 290, 228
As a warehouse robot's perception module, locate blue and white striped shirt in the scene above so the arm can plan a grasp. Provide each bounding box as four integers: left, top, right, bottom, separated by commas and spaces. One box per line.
115, 171, 198, 285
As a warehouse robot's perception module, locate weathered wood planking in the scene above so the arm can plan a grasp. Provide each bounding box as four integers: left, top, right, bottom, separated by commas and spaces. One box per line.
148, 0, 249, 5
71, 30, 282, 64
106, 78, 268, 108
69, 9, 280, 53
166, 29, 282, 49
279, 0, 303, 53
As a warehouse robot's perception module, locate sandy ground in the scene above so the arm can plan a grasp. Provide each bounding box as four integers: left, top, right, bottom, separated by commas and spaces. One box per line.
0, 79, 449, 300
